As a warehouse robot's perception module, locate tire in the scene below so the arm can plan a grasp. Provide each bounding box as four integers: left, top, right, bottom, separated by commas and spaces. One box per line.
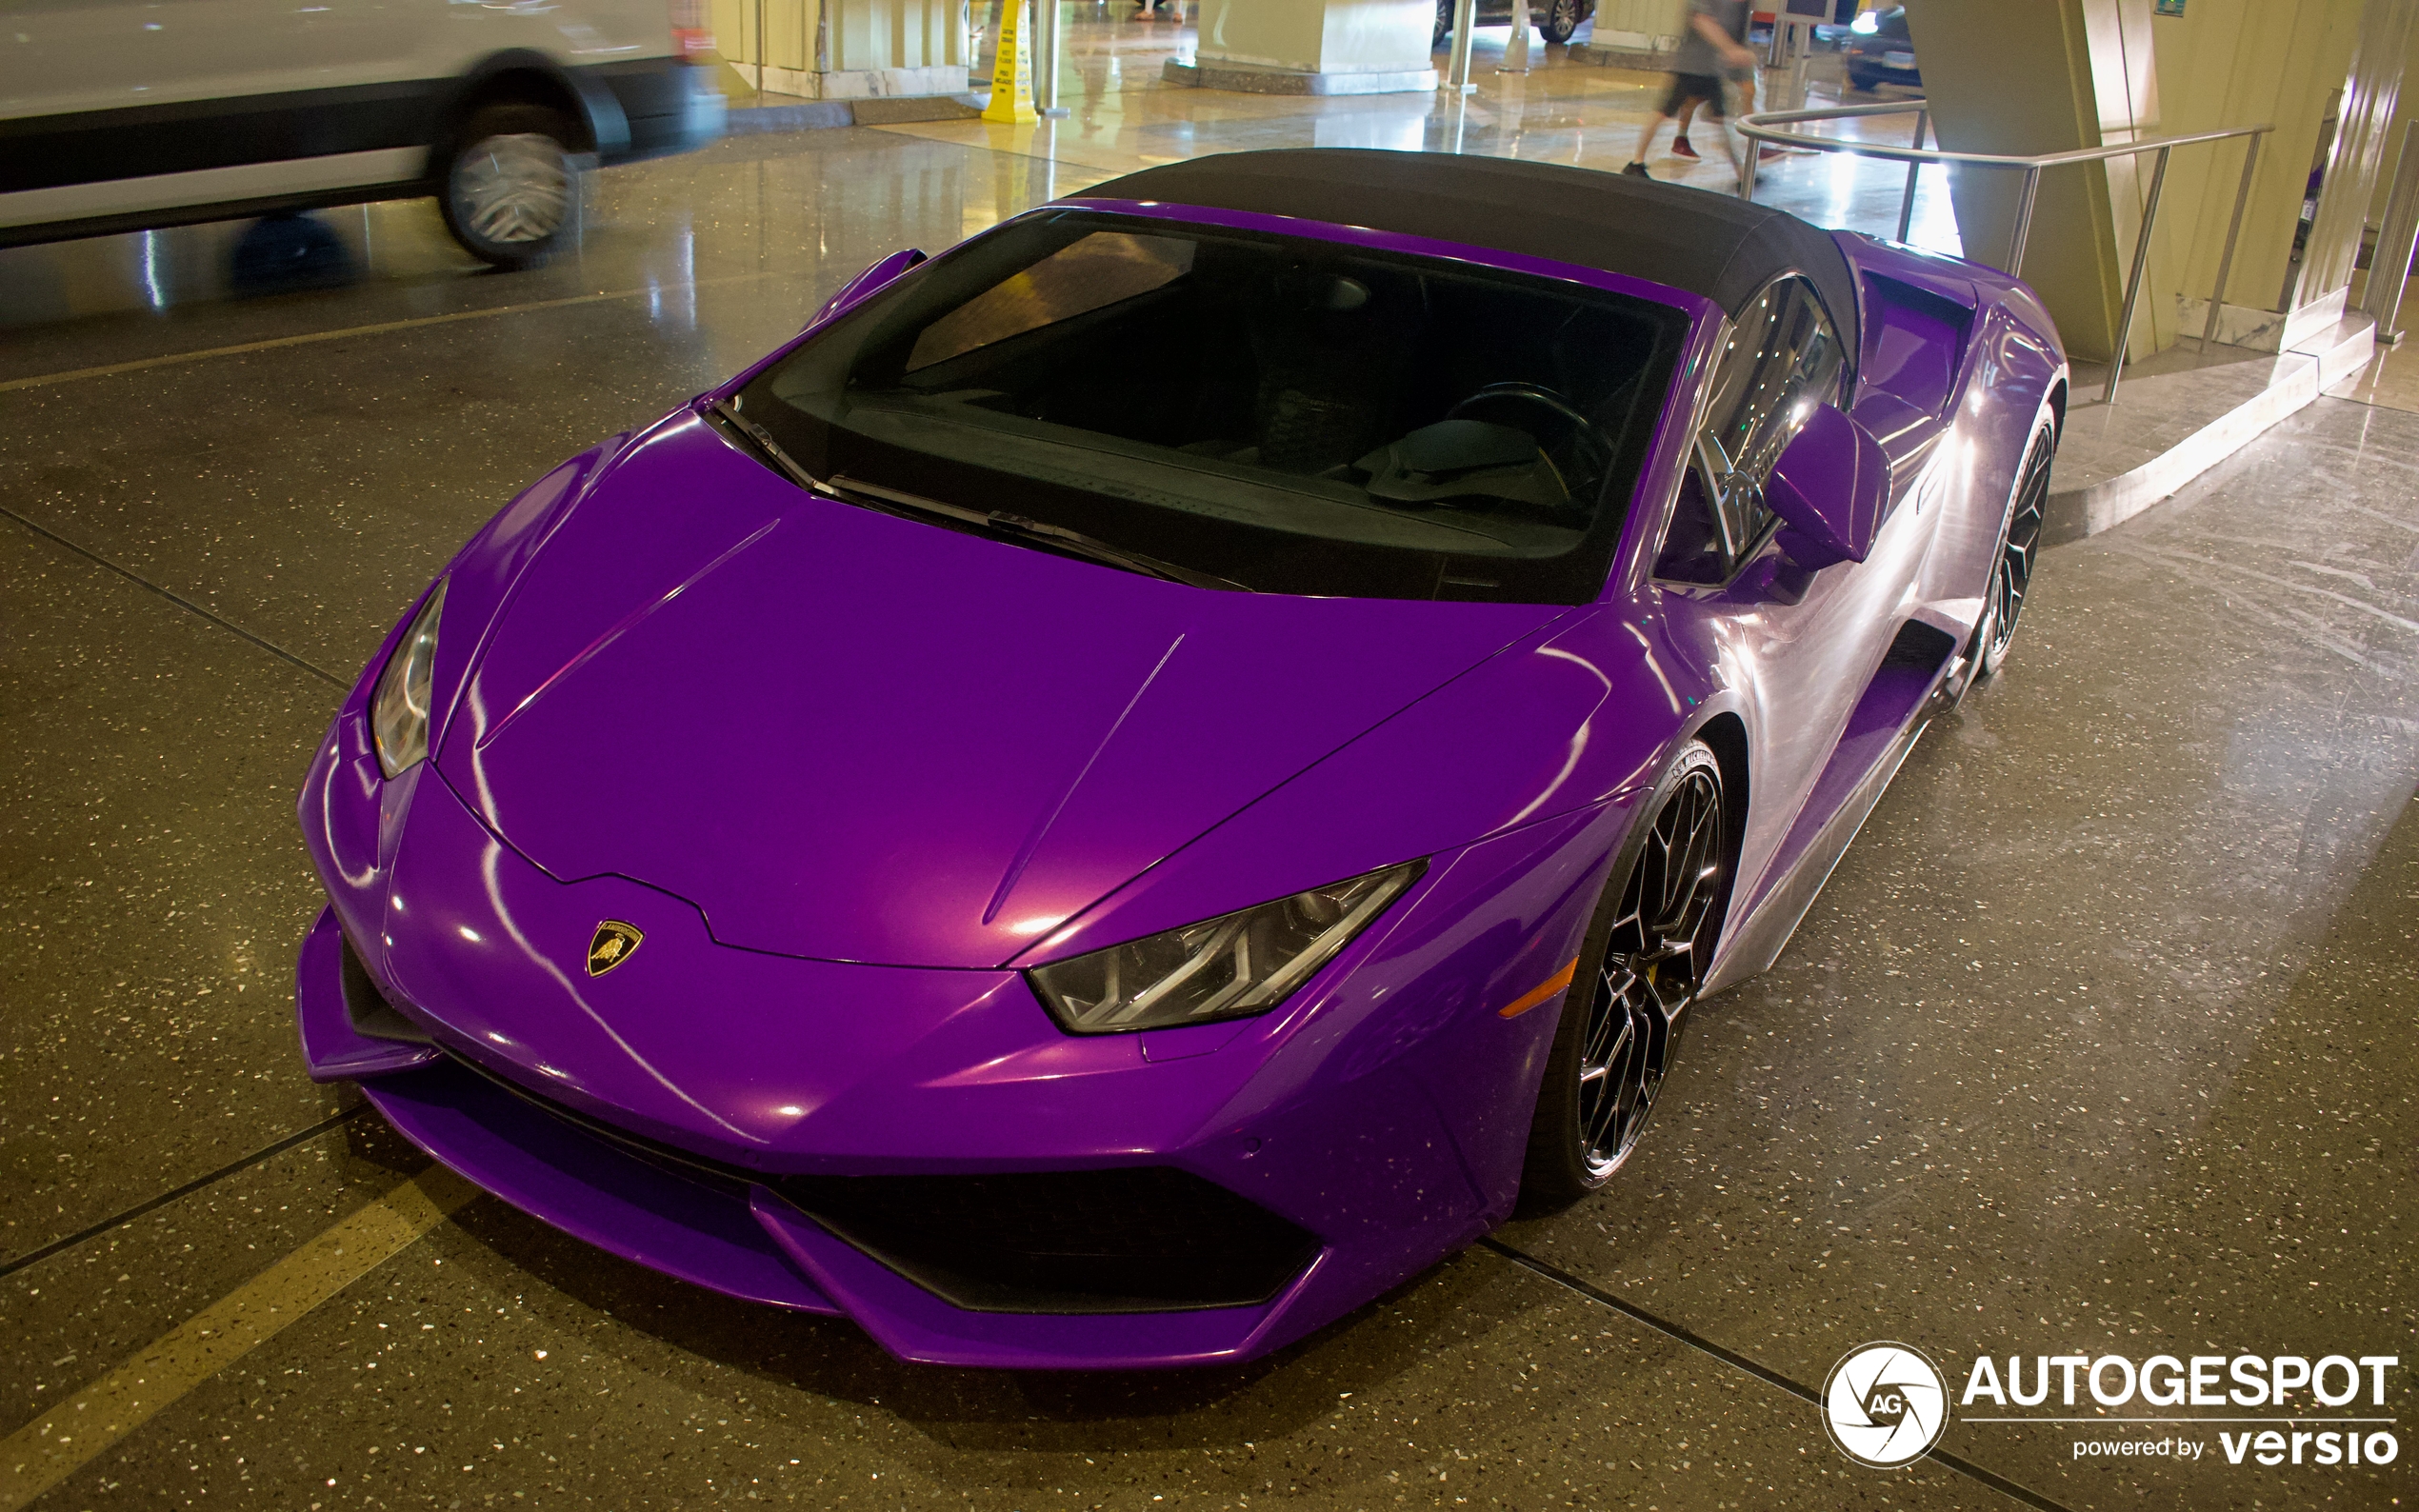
1434, 0, 1453, 47
1540, 0, 1585, 45
1968, 421, 2054, 682
440, 104, 579, 269
1846, 65, 1878, 92
1516, 742, 1729, 1214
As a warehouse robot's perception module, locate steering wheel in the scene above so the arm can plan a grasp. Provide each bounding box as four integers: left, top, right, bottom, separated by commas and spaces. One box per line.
1445, 383, 1616, 492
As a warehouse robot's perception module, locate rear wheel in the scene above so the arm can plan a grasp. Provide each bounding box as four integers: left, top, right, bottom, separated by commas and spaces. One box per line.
441, 104, 578, 269
1969, 422, 2053, 680
1539, 0, 1586, 45
1517, 743, 1728, 1213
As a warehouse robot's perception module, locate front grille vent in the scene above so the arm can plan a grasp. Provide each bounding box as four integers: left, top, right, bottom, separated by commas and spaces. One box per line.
340, 933, 433, 1045
430, 1046, 1320, 1317
774, 1167, 1321, 1316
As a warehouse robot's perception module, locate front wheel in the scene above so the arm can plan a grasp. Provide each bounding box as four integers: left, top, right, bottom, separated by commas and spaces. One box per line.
1968, 421, 2053, 681
1539, 0, 1586, 45
440, 104, 579, 269
1516, 743, 1729, 1213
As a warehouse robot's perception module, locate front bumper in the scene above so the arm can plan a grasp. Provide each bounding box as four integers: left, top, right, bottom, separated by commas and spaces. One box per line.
294, 729, 1548, 1367
299, 905, 1346, 1366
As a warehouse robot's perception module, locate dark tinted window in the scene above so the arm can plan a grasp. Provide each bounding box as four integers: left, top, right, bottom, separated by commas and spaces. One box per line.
738, 211, 1689, 604
1657, 274, 1844, 584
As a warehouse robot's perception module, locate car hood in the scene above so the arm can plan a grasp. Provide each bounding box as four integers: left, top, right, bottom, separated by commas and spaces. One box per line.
436, 412, 1564, 967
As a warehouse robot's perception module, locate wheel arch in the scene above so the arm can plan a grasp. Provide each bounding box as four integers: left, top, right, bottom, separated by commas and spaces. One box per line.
440, 50, 628, 160
1688, 709, 1751, 955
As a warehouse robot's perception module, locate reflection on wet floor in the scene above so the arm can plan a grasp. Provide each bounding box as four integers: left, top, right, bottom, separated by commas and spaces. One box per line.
3, 16, 2412, 1512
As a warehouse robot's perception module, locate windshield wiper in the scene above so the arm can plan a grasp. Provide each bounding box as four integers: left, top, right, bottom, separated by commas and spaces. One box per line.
828, 475, 1251, 593
708, 399, 821, 490
704, 400, 1250, 592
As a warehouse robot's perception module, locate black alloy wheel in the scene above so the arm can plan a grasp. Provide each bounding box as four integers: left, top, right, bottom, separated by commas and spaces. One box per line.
1972, 424, 2053, 679
1434, 0, 1455, 47
1518, 744, 1729, 1212
1540, 0, 1586, 45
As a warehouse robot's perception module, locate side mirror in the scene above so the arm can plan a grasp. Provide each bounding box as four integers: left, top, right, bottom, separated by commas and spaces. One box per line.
1764, 403, 1889, 569
809, 248, 927, 328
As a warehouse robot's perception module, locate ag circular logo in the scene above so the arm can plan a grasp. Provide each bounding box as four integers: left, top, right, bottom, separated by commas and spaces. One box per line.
1822, 1342, 1949, 1467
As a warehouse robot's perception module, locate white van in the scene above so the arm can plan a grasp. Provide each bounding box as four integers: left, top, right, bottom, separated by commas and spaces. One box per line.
0, 0, 725, 268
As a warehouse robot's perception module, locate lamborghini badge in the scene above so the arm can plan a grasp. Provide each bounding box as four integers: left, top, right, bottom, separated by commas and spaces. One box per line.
587, 920, 643, 976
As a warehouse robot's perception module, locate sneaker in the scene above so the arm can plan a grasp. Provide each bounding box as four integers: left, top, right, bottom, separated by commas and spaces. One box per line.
1622, 161, 1651, 179
1670, 135, 1700, 160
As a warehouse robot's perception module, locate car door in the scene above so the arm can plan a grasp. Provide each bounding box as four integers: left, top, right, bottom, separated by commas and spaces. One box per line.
1647, 273, 1920, 911
6, 0, 316, 120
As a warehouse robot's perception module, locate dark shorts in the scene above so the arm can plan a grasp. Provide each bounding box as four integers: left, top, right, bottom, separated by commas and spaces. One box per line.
1661, 71, 1728, 117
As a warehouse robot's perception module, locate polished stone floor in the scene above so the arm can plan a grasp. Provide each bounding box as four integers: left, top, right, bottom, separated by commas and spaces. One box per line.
2331, 277, 2419, 416
4, 20, 2415, 1512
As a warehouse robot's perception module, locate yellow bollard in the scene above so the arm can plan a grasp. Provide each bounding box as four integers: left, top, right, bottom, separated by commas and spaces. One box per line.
983, 0, 1040, 124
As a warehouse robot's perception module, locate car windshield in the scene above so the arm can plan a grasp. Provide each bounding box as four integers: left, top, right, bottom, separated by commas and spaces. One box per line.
735, 210, 1689, 603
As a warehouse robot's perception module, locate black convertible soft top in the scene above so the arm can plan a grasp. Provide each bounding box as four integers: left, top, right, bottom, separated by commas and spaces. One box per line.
1078, 149, 1860, 360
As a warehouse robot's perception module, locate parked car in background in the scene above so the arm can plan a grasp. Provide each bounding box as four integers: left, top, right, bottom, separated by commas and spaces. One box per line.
1435, 0, 1597, 47
0, 0, 725, 269
1844, 6, 1920, 91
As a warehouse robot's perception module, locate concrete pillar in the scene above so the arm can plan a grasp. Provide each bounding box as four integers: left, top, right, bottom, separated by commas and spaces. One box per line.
1911, 0, 2408, 365
711, 0, 970, 100
2281, 4, 2411, 323
1165, 0, 1438, 94
1902, 0, 2168, 366
1588, 0, 1687, 59
2150, 0, 2407, 352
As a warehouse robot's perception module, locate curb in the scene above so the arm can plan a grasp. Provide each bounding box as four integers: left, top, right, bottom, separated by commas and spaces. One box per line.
2044, 315, 2376, 544
723, 92, 987, 135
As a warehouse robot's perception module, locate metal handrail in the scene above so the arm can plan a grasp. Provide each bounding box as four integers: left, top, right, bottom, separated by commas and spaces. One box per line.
1733, 101, 2272, 404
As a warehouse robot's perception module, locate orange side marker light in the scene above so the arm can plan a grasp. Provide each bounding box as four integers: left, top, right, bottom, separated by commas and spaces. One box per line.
1497, 957, 1578, 1019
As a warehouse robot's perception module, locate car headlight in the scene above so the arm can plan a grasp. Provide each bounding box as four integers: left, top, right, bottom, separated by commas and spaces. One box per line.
1849, 9, 1879, 31
371, 580, 446, 778
1028, 860, 1425, 1035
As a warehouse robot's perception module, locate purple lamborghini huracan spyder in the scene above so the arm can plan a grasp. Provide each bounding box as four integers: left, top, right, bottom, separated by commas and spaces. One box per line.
296, 149, 2065, 1369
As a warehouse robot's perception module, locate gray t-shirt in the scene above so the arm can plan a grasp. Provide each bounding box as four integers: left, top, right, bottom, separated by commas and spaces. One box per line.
1670, 0, 1749, 75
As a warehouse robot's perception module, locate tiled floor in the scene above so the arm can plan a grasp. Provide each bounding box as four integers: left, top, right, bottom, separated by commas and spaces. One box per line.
4, 19, 2414, 1512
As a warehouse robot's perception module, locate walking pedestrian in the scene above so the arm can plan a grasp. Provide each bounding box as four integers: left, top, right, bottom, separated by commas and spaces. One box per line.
1623, 0, 1758, 185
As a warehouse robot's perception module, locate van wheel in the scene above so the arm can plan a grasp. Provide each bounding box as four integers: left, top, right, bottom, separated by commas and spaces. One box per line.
441, 104, 577, 269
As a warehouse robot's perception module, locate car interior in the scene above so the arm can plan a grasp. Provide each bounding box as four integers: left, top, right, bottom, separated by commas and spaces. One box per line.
760, 217, 1689, 599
